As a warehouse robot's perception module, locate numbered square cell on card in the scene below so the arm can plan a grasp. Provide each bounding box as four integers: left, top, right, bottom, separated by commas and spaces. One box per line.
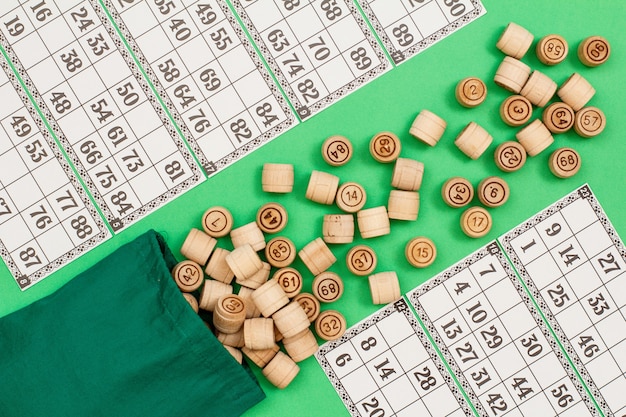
11, 239, 49, 276
88, 158, 125, 195
64, 2, 100, 39
202, 21, 239, 58
434, 310, 471, 347
23, 199, 60, 237
0, 190, 18, 226
541, 277, 576, 315
469, 254, 508, 290
261, 19, 298, 56
591, 247, 625, 285
549, 237, 587, 275
460, 293, 497, 332
187, 1, 228, 32
1, 6, 34, 44
509, 228, 548, 266
478, 383, 517, 417
449, 333, 485, 371
465, 359, 500, 394
365, 351, 404, 387
535, 211, 573, 250
544, 377, 581, 412
154, 155, 194, 187
442, 268, 481, 306
110, 77, 147, 114
79, 27, 116, 65
503, 367, 542, 407
162, 10, 202, 48
325, 341, 362, 378
436, 0, 474, 22
386, 16, 420, 51
154, 51, 191, 88
571, 326, 608, 364
53, 41, 91, 80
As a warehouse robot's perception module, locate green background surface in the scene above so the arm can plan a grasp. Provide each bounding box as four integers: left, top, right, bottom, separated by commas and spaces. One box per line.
1, 1, 625, 416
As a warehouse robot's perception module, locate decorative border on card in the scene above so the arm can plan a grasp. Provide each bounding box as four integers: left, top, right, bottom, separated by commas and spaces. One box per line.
316, 299, 476, 417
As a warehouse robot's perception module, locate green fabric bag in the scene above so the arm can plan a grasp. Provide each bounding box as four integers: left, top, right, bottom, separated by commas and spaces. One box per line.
0, 230, 265, 417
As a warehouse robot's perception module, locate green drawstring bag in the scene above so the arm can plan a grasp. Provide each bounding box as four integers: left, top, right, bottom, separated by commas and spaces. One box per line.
0, 230, 264, 417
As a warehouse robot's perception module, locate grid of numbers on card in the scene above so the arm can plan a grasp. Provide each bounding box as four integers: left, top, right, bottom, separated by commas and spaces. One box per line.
0, 56, 109, 289
500, 186, 626, 416
231, 0, 388, 119
408, 243, 597, 417
317, 299, 472, 417
107, 0, 296, 173
0, 0, 202, 231
356, 0, 485, 64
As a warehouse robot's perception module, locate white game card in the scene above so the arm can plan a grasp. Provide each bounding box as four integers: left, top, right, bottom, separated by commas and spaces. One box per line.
355, 0, 486, 64
230, 0, 390, 120
0, 0, 205, 232
500, 184, 626, 417
103, 0, 297, 174
408, 242, 600, 417
317, 299, 475, 417
0, 51, 110, 289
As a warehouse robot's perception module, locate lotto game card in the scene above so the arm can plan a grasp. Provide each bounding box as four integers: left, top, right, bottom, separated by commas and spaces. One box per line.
500, 184, 626, 417
316, 298, 474, 417
408, 241, 600, 417
102, 0, 297, 174
0, 51, 110, 289
0, 0, 205, 232
230, 0, 390, 120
